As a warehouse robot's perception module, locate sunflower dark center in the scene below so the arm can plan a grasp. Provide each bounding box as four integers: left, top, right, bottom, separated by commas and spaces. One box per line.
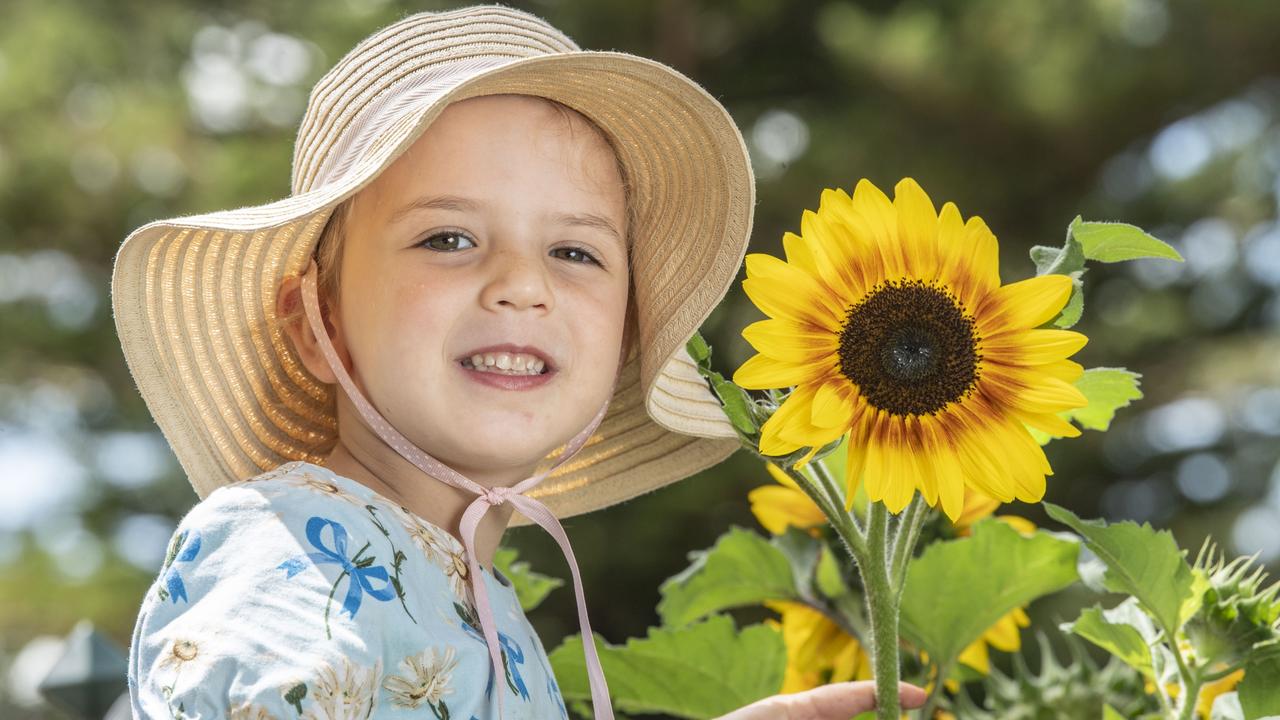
837, 279, 981, 416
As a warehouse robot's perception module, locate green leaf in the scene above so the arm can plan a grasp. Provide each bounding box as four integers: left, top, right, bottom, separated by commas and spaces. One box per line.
549, 614, 785, 719
1070, 368, 1144, 431
1070, 217, 1184, 263
1063, 598, 1159, 677
492, 546, 563, 612
711, 374, 759, 435
815, 544, 851, 599
686, 332, 711, 365
899, 519, 1079, 669
1031, 221, 1086, 276
1044, 503, 1198, 635
1239, 654, 1280, 718
657, 526, 799, 627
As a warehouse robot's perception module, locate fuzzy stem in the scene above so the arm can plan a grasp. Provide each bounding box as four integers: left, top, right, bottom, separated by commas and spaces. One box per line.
863, 502, 901, 720
889, 494, 928, 595
809, 455, 865, 537
778, 463, 868, 563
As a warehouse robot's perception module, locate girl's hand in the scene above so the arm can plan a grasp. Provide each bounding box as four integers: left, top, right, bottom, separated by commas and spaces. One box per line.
715, 681, 928, 720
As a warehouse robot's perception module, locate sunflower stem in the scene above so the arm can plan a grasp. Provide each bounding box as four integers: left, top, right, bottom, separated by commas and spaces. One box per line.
808, 452, 868, 544
890, 495, 930, 598
863, 502, 902, 720
779, 464, 867, 562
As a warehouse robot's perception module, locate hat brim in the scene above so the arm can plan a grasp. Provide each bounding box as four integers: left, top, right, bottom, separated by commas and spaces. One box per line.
111, 51, 753, 527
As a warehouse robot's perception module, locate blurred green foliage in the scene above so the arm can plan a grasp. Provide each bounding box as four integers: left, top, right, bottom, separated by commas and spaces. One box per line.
2, 0, 1279, 717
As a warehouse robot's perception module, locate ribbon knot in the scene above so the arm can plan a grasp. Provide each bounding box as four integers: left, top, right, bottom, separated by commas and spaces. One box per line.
483, 486, 513, 506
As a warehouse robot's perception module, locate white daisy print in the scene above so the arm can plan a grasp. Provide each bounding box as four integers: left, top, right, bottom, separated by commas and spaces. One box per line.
301, 656, 382, 720
382, 645, 459, 710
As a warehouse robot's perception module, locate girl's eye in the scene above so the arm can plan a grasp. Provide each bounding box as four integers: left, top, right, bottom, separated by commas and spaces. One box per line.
417, 231, 476, 251
554, 246, 601, 266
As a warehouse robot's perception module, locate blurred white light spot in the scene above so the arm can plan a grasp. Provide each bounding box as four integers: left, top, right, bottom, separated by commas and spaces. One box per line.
1232, 505, 1280, 564
1188, 275, 1248, 328
7, 636, 66, 709
751, 109, 809, 180
1143, 396, 1225, 453
1180, 218, 1237, 278
1119, 0, 1169, 47
183, 54, 251, 133
130, 146, 186, 197
247, 32, 311, 86
64, 82, 116, 131
1149, 118, 1212, 181
112, 513, 177, 573
1174, 452, 1232, 503
33, 513, 102, 581
93, 431, 171, 489
1239, 386, 1280, 436
0, 432, 88, 531
69, 144, 120, 194
1204, 99, 1267, 153
1243, 222, 1280, 287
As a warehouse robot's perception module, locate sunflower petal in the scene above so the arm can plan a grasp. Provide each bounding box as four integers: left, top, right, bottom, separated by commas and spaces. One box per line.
844, 416, 871, 510
894, 178, 940, 281
742, 318, 840, 363
850, 179, 906, 281
801, 209, 859, 299
905, 414, 939, 507
1018, 409, 1081, 438
811, 382, 855, 428
983, 328, 1088, 365
977, 274, 1073, 334
782, 231, 818, 277
733, 352, 818, 390
749, 485, 825, 534
759, 387, 815, 456
1036, 358, 1085, 384
922, 414, 966, 523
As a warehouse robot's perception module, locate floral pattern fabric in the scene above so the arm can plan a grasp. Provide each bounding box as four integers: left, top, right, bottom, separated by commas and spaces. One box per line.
128, 460, 569, 719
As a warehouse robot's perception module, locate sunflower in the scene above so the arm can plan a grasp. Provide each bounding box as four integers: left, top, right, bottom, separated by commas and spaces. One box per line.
764, 599, 872, 693
733, 177, 1088, 522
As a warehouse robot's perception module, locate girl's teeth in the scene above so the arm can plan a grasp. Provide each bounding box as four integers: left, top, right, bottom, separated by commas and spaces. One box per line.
463, 354, 546, 375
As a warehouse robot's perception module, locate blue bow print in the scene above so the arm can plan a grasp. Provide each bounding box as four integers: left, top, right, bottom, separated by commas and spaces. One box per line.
278, 516, 395, 619
460, 613, 530, 700
162, 528, 202, 604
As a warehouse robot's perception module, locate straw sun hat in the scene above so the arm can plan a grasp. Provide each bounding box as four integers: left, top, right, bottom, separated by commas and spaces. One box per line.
110, 4, 756, 527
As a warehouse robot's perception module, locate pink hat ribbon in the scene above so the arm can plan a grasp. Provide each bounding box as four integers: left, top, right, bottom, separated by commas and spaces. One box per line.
300, 258, 616, 719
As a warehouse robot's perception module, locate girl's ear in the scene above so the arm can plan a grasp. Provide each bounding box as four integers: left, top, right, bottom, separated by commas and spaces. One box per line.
275, 274, 352, 384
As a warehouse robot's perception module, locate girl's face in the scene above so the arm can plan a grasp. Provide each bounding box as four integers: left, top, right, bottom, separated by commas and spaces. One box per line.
316, 94, 630, 483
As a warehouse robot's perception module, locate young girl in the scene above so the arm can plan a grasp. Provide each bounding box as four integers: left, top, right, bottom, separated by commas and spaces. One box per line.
113, 5, 926, 718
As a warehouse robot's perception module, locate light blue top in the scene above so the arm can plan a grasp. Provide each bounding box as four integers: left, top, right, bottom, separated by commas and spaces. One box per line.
127, 460, 569, 719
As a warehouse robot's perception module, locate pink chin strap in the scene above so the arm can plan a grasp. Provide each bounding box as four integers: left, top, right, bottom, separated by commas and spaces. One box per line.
299, 257, 616, 719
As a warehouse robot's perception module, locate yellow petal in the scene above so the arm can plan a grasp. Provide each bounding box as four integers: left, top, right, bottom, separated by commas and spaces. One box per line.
742, 277, 841, 333
1035, 358, 1085, 384
850, 179, 906, 280
732, 352, 820, 390
922, 414, 966, 523
996, 515, 1038, 537
976, 274, 1073, 334
1018, 409, 1082, 439
742, 318, 840, 363
782, 231, 818, 277
982, 328, 1089, 365
844, 419, 871, 510
905, 414, 939, 508
759, 387, 816, 455
893, 178, 940, 281
811, 382, 855, 428
957, 636, 990, 675
749, 485, 825, 534
801, 208, 861, 300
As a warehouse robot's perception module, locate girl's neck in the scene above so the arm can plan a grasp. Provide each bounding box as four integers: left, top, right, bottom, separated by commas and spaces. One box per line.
319, 438, 518, 573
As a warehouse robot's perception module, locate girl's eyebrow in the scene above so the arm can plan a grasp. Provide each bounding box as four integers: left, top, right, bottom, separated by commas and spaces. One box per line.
389, 193, 623, 246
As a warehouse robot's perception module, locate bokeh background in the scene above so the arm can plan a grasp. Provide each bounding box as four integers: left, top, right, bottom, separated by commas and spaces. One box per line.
3, 0, 1279, 716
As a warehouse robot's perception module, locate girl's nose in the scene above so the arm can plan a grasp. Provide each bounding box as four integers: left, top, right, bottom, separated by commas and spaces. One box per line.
478, 246, 553, 313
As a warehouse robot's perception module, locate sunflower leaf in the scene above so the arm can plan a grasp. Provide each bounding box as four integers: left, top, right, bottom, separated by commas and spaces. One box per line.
686, 332, 711, 365
493, 545, 564, 612
1070, 217, 1184, 263
1043, 503, 1199, 636
1066, 367, 1144, 431
899, 518, 1080, 671
1062, 598, 1159, 677
549, 614, 785, 719
657, 526, 799, 627
1238, 653, 1280, 718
